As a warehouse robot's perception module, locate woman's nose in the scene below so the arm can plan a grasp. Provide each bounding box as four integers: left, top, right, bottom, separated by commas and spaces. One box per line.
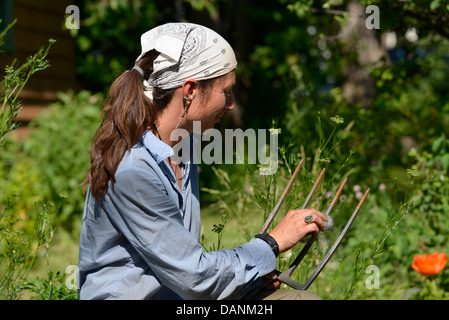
225, 95, 234, 110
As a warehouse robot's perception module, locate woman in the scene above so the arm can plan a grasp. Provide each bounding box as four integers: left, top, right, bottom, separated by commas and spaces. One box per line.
78, 22, 327, 300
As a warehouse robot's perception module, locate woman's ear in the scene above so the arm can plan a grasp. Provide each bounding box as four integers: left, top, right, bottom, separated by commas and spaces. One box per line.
182, 78, 198, 101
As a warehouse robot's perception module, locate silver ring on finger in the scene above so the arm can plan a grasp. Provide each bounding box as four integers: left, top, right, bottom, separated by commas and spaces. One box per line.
304, 215, 314, 224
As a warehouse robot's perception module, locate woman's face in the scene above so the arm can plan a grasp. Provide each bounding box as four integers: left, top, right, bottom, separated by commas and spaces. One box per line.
187, 71, 236, 132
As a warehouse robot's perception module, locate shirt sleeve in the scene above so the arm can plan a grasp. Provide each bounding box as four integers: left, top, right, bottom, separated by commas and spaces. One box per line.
104, 166, 277, 300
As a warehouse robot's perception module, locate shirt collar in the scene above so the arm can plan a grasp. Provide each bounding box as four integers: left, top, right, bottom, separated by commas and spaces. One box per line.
142, 130, 175, 164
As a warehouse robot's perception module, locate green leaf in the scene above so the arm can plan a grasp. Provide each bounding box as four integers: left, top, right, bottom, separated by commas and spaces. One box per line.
431, 134, 446, 153
430, 0, 441, 10
439, 153, 449, 171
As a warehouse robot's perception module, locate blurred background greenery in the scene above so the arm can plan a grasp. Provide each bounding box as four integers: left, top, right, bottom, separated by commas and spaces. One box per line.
1, 0, 449, 299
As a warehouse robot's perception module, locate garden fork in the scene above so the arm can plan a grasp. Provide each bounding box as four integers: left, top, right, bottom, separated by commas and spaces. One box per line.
259, 160, 370, 290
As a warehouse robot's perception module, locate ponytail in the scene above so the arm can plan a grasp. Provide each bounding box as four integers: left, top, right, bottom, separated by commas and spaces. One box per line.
82, 50, 163, 200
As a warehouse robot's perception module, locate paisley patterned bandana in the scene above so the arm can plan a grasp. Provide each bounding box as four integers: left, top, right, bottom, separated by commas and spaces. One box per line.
136, 22, 237, 99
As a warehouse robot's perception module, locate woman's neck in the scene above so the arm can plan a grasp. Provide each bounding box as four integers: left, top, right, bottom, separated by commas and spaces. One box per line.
152, 104, 188, 148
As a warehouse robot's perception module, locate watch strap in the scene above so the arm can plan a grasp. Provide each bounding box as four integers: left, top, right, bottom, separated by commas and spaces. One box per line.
255, 233, 279, 257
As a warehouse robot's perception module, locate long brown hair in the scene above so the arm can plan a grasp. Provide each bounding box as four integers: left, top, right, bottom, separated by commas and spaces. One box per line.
82, 49, 169, 200
83, 49, 220, 201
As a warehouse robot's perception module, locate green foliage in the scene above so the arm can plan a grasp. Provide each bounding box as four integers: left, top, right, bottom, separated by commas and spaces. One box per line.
0, 196, 58, 299
0, 89, 100, 300
21, 270, 78, 300
401, 137, 449, 252
0, 91, 103, 233
74, 0, 162, 92
0, 22, 66, 299
0, 19, 55, 145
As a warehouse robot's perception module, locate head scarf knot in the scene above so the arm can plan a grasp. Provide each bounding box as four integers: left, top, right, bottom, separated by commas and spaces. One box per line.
136, 23, 237, 99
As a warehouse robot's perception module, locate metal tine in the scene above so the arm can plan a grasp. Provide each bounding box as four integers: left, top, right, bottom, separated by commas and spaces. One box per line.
356, 188, 370, 210
279, 188, 370, 290
256, 167, 326, 292
269, 168, 327, 279
259, 159, 304, 234
299, 188, 370, 290
277, 178, 347, 282
324, 177, 347, 217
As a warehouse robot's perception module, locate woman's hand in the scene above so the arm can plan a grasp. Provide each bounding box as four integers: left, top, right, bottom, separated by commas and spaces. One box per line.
269, 209, 328, 253
261, 272, 281, 290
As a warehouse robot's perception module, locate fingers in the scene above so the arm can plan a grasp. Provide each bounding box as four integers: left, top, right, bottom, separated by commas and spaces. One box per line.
288, 208, 328, 231
304, 214, 325, 232
266, 278, 281, 290
270, 208, 328, 253
303, 221, 320, 236
260, 273, 281, 291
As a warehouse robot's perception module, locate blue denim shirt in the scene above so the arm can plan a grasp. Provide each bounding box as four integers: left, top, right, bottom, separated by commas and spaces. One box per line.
78, 131, 276, 300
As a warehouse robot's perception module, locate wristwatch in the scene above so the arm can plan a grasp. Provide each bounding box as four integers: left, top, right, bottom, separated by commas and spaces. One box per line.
255, 233, 279, 257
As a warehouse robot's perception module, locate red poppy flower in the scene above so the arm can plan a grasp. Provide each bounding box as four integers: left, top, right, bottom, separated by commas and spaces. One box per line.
412, 252, 448, 276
